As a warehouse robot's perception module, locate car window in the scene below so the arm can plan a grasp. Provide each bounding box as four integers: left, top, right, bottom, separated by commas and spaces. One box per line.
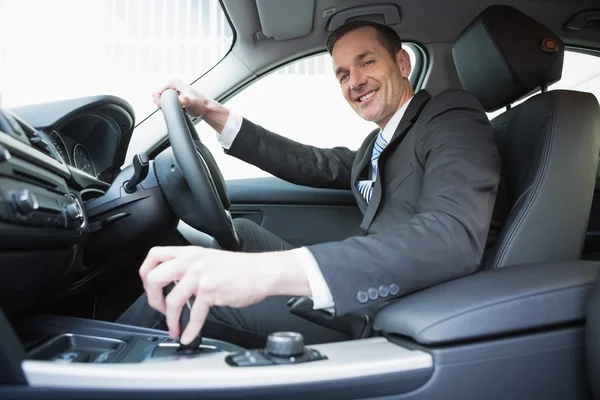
0, 0, 233, 123
198, 47, 419, 180
487, 50, 600, 119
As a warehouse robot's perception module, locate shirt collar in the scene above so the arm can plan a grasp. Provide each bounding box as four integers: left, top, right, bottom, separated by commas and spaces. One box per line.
380, 96, 414, 142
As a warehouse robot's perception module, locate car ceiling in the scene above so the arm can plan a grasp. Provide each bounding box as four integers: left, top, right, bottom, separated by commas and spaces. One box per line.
222, 0, 599, 75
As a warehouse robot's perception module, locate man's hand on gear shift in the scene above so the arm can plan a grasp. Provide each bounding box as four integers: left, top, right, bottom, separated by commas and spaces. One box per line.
139, 246, 312, 344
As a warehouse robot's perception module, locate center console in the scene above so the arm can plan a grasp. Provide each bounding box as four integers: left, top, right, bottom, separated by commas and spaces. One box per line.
17, 315, 244, 365
17, 315, 330, 366
9, 313, 433, 395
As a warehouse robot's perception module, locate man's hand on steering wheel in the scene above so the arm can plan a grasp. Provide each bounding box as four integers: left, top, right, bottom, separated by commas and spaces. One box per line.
152, 78, 209, 118
139, 246, 312, 345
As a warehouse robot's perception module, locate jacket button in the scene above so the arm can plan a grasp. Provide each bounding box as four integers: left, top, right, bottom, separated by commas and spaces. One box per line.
389, 284, 400, 296
356, 291, 369, 304
378, 285, 389, 298
368, 288, 379, 300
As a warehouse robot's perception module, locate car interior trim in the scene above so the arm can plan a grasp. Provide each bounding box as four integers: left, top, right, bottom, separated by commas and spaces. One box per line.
21, 337, 432, 389
0, 132, 70, 178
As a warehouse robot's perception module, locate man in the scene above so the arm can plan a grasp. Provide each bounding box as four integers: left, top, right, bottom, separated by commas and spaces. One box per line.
119, 21, 502, 348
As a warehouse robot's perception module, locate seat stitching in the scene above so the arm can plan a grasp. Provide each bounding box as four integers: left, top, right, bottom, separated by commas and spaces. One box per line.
510, 185, 534, 210
493, 114, 553, 268
492, 93, 557, 268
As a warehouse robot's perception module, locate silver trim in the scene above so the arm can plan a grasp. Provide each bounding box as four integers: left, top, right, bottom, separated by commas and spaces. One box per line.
0, 131, 70, 178
45, 333, 126, 346
23, 338, 432, 389
48, 130, 71, 165
72, 143, 96, 177
155, 343, 218, 350
80, 188, 107, 196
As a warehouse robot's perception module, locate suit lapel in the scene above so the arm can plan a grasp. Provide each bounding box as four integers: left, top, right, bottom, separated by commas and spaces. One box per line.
359, 90, 432, 232
388, 90, 432, 146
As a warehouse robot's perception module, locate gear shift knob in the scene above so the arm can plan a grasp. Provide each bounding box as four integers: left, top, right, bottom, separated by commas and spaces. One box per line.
178, 300, 203, 351
163, 282, 203, 351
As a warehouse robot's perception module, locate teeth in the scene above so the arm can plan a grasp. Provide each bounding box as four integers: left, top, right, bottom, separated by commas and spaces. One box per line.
359, 91, 376, 102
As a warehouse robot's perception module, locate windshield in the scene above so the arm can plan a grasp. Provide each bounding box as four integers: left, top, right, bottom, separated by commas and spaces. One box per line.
0, 0, 233, 121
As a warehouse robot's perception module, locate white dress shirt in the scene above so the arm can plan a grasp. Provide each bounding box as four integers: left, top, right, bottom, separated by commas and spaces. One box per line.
216, 97, 413, 313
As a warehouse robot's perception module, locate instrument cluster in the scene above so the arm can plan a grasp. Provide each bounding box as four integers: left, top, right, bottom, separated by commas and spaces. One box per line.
48, 130, 99, 180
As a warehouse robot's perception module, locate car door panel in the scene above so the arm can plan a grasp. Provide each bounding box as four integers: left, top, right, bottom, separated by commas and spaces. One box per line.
227, 177, 364, 246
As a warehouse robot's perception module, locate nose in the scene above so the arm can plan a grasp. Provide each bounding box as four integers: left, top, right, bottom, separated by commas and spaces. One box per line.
349, 68, 367, 91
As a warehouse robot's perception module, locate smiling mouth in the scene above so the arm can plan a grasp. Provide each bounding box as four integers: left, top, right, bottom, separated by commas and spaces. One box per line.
356, 90, 377, 103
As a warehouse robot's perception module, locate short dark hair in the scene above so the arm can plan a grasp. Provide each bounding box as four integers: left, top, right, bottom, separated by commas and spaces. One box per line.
326, 20, 403, 60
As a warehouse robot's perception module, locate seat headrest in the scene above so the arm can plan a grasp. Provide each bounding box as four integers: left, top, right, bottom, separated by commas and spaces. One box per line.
452, 5, 565, 112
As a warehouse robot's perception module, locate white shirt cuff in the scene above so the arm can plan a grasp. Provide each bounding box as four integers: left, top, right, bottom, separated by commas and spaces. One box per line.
217, 111, 243, 149
291, 247, 335, 314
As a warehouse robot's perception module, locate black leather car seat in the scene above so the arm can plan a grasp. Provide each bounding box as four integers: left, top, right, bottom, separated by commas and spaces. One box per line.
587, 271, 600, 399
453, 5, 600, 269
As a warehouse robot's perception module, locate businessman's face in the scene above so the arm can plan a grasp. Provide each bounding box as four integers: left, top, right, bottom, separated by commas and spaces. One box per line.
332, 27, 412, 128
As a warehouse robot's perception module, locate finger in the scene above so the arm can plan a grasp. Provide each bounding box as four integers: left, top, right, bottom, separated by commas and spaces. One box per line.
179, 94, 190, 109
152, 78, 185, 108
145, 256, 191, 314
139, 246, 185, 284
152, 93, 162, 109
180, 297, 210, 345
152, 85, 174, 108
164, 275, 197, 338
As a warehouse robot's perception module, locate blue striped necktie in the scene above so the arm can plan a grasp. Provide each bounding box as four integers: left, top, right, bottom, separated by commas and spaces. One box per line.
355, 130, 388, 204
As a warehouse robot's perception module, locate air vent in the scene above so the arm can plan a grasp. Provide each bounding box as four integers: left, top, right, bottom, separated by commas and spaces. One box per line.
24, 131, 57, 160
5, 111, 60, 162
12, 169, 61, 192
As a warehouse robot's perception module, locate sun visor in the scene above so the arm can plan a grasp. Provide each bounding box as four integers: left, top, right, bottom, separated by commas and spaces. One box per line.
255, 0, 315, 40
327, 4, 401, 32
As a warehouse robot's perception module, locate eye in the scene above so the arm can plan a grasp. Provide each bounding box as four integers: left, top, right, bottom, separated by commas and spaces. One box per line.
363, 60, 375, 67
339, 73, 349, 83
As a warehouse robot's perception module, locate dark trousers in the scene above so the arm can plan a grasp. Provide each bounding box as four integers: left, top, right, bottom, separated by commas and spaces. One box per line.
116, 218, 349, 348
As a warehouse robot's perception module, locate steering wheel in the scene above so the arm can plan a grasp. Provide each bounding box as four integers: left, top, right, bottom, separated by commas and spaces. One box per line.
159, 89, 239, 250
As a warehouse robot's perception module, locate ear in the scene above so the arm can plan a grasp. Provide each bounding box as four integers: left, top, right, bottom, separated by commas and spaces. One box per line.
396, 49, 412, 79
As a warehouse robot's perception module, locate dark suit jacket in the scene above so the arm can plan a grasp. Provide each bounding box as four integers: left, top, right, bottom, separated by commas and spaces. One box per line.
227, 89, 501, 316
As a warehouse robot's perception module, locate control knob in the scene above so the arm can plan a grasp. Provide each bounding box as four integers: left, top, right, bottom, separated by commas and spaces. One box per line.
265, 332, 305, 357
12, 189, 39, 216
65, 199, 84, 227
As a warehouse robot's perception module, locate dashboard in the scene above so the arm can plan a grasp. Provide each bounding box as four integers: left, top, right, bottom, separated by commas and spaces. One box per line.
9, 95, 136, 187
46, 112, 121, 182
0, 95, 137, 314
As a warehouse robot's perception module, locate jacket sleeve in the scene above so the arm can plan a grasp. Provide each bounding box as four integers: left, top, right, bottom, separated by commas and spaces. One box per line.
306, 89, 501, 316
226, 118, 357, 189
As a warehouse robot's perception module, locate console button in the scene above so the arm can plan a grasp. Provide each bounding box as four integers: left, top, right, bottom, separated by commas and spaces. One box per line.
93, 351, 111, 363
230, 351, 274, 367
53, 351, 90, 364
226, 332, 327, 367
0, 145, 10, 162
12, 189, 39, 217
